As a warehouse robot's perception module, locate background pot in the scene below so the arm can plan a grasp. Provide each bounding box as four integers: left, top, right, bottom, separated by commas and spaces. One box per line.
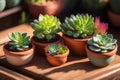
108, 9, 120, 27
63, 35, 91, 56
85, 44, 118, 67
27, 0, 64, 18
3, 44, 34, 66
0, 0, 6, 12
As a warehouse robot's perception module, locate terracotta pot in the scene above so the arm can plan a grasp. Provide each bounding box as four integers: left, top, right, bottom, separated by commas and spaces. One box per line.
62, 35, 91, 56
108, 9, 120, 27
3, 44, 34, 66
45, 47, 69, 66
85, 44, 118, 67
31, 34, 62, 56
27, 0, 64, 18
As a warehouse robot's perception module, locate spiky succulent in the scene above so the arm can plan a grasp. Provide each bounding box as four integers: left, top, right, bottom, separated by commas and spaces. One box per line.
46, 43, 67, 56
87, 33, 117, 53
8, 32, 31, 51
30, 14, 61, 41
60, 14, 95, 38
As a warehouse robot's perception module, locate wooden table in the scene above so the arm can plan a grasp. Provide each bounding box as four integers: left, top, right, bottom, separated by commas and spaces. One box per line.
0, 24, 120, 80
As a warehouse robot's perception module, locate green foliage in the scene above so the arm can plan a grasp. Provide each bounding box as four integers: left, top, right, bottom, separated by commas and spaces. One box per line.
8, 32, 31, 51
109, 0, 120, 14
60, 14, 95, 39
26, 0, 52, 4
46, 43, 67, 56
19, 11, 27, 24
87, 33, 117, 53
82, 0, 108, 9
26, 0, 42, 4
30, 14, 61, 41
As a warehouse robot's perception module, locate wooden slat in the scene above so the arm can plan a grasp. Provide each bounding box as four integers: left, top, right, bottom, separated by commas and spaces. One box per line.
0, 66, 33, 80
0, 6, 22, 19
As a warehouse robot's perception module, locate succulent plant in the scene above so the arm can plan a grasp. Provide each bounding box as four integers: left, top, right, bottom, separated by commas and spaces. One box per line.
95, 17, 108, 34
45, 43, 67, 56
60, 14, 95, 39
82, 0, 108, 9
87, 33, 117, 53
109, 0, 120, 14
8, 32, 31, 51
30, 14, 61, 41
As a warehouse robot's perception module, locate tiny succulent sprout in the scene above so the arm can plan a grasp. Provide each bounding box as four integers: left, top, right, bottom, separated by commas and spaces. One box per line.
60, 13, 95, 39
8, 32, 31, 51
46, 43, 67, 56
30, 14, 61, 41
87, 33, 117, 53
95, 17, 108, 34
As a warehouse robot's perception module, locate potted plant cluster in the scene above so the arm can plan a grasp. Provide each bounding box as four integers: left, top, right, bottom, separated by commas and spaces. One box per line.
107, 0, 120, 27
25, 0, 64, 18
30, 14, 61, 56
3, 32, 34, 66
60, 14, 97, 56
44, 43, 69, 66
86, 33, 118, 67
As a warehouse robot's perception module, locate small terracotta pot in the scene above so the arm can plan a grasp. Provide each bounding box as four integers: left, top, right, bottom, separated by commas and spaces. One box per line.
85, 44, 118, 67
3, 44, 34, 66
45, 47, 69, 66
31, 34, 62, 56
27, 0, 64, 18
108, 9, 120, 27
62, 35, 91, 56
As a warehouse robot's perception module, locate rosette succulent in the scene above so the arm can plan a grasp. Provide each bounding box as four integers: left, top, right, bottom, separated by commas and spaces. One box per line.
60, 13, 95, 38
8, 32, 31, 51
87, 33, 117, 53
45, 43, 67, 56
30, 14, 61, 41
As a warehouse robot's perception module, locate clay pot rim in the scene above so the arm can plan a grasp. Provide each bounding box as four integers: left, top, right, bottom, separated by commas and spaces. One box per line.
31, 34, 62, 45
27, 0, 63, 7
85, 44, 118, 58
45, 47, 69, 57
63, 34, 92, 41
108, 9, 120, 17
3, 43, 34, 56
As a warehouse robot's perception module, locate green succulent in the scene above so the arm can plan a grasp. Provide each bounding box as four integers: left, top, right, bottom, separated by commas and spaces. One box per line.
87, 33, 117, 53
26, 0, 52, 4
46, 43, 67, 56
8, 32, 31, 51
30, 15, 61, 41
60, 14, 95, 39
109, 0, 120, 14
